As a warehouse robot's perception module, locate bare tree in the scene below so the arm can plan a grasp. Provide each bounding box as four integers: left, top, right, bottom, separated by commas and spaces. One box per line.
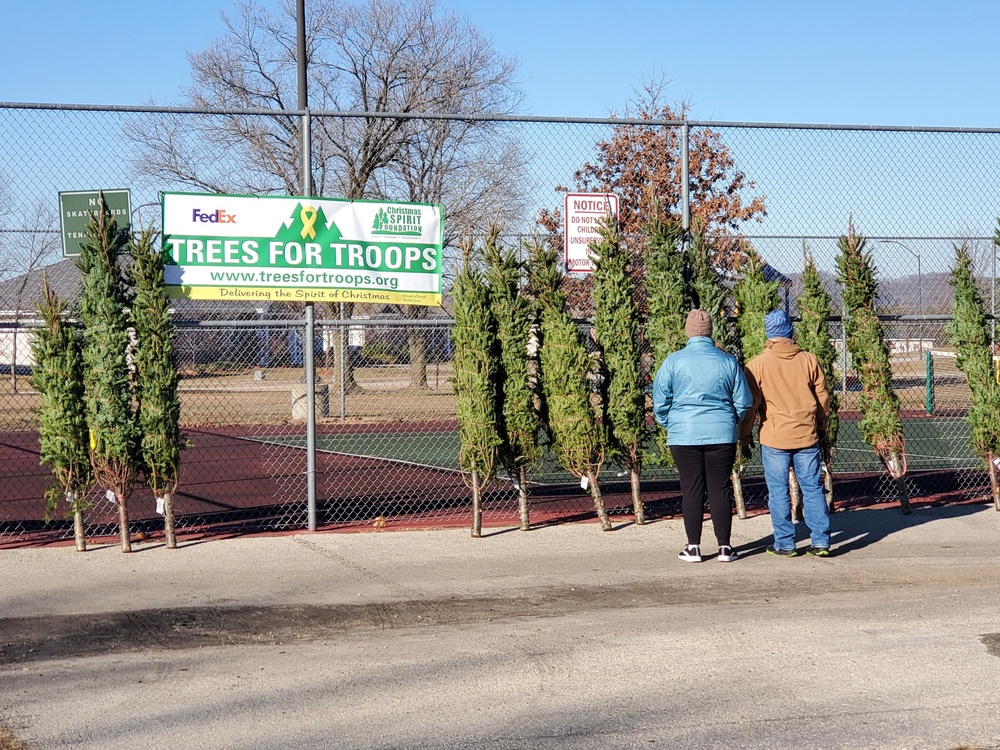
0, 194, 62, 392
537, 74, 766, 314
375, 65, 527, 387
126, 0, 525, 390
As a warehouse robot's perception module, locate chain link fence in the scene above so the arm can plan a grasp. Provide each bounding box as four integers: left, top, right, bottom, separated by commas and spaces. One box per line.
2, 104, 999, 543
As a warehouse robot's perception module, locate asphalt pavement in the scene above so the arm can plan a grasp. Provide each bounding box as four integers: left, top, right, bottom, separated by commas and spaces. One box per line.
1, 502, 999, 749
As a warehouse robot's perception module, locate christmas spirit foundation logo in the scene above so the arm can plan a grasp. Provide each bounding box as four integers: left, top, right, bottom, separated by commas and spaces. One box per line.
372, 205, 423, 237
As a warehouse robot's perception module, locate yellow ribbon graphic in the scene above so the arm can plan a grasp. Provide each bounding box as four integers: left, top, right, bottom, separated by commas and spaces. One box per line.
299, 206, 318, 240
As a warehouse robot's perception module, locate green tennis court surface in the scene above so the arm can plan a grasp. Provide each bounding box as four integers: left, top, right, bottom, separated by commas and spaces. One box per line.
252, 414, 981, 482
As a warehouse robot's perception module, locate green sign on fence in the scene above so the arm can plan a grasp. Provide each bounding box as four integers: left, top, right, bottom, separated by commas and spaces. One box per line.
58, 190, 131, 257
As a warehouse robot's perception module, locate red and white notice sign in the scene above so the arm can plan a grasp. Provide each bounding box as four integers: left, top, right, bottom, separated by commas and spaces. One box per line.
563, 192, 619, 273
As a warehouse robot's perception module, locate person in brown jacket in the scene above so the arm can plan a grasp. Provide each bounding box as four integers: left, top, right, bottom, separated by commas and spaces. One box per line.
741, 310, 832, 557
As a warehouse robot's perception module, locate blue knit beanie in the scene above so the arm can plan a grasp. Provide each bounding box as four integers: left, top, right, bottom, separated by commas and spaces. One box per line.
764, 310, 794, 339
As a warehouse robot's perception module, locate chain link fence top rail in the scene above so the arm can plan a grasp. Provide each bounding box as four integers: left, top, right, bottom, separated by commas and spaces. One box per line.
2, 103, 998, 542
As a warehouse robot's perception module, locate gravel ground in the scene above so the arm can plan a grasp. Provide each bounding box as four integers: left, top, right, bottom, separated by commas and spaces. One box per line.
1, 503, 999, 749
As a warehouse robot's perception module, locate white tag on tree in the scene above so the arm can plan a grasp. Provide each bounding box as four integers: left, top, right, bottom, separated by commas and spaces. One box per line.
155, 496, 165, 515
105, 489, 116, 505
580, 475, 589, 490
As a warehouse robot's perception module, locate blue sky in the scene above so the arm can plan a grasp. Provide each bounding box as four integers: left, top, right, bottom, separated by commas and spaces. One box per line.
3, 0, 999, 128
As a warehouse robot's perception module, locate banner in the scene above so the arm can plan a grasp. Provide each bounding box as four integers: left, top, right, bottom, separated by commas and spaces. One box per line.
161, 192, 444, 306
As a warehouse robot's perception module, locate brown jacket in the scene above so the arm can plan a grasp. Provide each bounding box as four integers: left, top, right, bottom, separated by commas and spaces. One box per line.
740, 338, 831, 450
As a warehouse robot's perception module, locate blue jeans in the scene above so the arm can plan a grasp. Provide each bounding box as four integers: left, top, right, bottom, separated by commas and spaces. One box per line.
761, 444, 830, 550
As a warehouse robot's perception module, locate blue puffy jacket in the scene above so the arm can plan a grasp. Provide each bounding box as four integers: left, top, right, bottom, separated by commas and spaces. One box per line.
652, 337, 753, 446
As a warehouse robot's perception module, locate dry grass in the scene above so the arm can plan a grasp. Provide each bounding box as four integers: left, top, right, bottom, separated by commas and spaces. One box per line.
0, 364, 458, 431
0, 356, 972, 432
0, 726, 29, 750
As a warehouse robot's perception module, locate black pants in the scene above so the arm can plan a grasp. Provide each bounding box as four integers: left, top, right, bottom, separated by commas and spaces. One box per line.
669, 443, 738, 547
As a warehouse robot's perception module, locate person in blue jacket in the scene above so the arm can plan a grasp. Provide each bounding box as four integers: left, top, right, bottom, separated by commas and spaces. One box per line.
652, 309, 753, 563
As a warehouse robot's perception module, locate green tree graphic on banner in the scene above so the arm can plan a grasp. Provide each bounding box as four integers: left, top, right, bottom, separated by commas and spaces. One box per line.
278, 203, 340, 244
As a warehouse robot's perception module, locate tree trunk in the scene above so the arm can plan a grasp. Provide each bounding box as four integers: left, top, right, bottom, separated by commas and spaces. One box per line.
10, 330, 18, 394
332, 302, 362, 397
408, 326, 428, 389
70, 492, 86, 552
589, 472, 612, 531
517, 466, 530, 531
895, 474, 912, 515
404, 305, 429, 390
789, 466, 803, 522
116, 492, 132, 553
988, 455, 1000, 512
732, 470, 747, 520
471, 468, 482, 538
164, 492, 177, 549
822, 461, 835, 513
630, 467, 645, 526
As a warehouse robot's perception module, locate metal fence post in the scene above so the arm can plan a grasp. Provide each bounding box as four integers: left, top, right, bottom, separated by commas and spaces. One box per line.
925, 349, 934, 416
680, 121, 690, 244
298, 0, 315, 531
305, 305, 317, 531
339, 302, 347, 418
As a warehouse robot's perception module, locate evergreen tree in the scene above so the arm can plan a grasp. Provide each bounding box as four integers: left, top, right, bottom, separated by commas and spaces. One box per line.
688, 220, 734, 355
643, 212, 688, 467
528, 237, 611, 531
733, 249, 788, 514
451, 238, 502, 537
32, 277, 92, 552
131, 227, 182, 548
77, 195, 141, 551
734, 249, 780, 362
947, 242, 1000, 511
484, 223, 541, 531
688, 221, 748, 516
591, 217, 646, 524
835, 220, 910, 512
796, 245, 840, 508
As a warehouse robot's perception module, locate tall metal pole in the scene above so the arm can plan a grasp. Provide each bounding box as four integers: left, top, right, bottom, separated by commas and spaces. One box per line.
297, 0, 317, 531
680, 122, 690, 249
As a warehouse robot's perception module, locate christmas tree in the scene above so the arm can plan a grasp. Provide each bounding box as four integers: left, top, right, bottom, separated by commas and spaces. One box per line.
689, 221, 747, 516
947, 241, 1000, 511
528, 237, 610, 531
835, 219, 909, 513
734, 249, 780, 362
591, 217, 646, 524
132, 227, 182, 547
796, 244, 840, 509
484, 224, 541, 531
77, 194, 141, 551
32, 277, 92, 552
688, 220, 734, 354
733, 249, 784, 516
451, 238, 502, 537
643, 212, 687, 467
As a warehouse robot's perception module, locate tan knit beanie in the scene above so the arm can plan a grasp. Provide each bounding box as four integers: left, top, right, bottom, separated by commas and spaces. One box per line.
685, 309, 713, 338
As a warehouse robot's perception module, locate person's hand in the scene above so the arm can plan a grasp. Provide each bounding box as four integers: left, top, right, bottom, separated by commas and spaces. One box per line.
740, 438, 754, 460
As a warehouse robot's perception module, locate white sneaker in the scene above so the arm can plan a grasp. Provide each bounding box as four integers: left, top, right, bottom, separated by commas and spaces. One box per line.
678, 544, 702, 563
717, 545, 739, 563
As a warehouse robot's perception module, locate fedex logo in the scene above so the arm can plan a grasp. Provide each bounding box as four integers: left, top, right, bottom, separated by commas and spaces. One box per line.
192, 208, 237, 224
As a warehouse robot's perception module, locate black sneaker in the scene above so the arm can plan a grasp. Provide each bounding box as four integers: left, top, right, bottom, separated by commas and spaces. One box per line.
806, 545, 831, 557
766, 545, 799, 558
678, 544, 702, 563
717, 545, 739, 563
